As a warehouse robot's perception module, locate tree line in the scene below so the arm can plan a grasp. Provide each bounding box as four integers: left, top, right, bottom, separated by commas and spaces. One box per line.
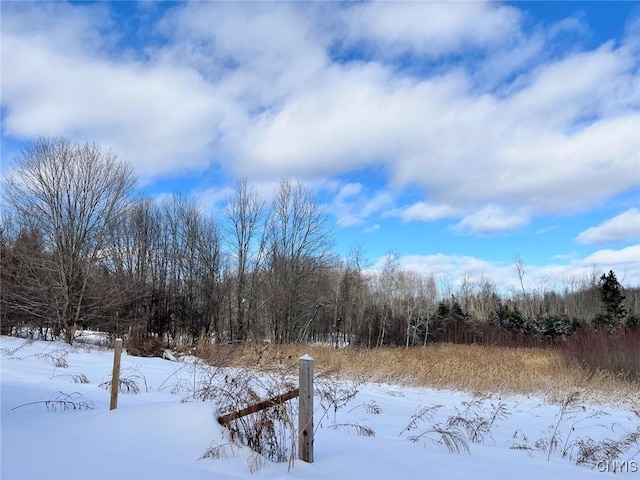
2, 138, 638, 346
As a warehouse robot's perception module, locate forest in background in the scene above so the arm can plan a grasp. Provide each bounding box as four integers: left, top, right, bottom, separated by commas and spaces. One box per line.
2, 138, 639, 348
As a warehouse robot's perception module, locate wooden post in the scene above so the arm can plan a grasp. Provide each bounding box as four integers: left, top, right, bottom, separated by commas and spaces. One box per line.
298, 354, 314, 463
110, 338, 123, 411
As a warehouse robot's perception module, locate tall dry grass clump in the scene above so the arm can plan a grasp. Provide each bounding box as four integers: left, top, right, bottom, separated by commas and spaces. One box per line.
194, 341, 638, 403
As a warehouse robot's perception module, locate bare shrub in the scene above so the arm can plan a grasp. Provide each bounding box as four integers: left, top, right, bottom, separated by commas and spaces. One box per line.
315, 368, 359, 423
449, 398, 511, 443
399, 404, 471, 453
545, 391, 584, 460
248, 452, 266, 474
50, 373, 89, 384
37, 349, 69, 368
214, 369, 298, 465
126, 326, 164, 358
192, 335, 239, 367
561, 327, 640, 382
509, 391, 640, 470
11, 391, 94, 412
0, 342, 29, 357
510, 430, 535, 455
100, 376, 140, 394
565, 424, 640, 469
349, 400, 382, 415
156, 357, 221, 398
100, 367, 148, 394
190, 350, 300, 469
399, 404, 444, 436
407, 424, 471, 454
199, 442, 238, 460
327, 423, 375, 437
400, 396, 510, 454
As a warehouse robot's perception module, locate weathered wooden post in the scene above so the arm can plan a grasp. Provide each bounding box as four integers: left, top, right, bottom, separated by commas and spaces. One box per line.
110, 338, 123, 410
298, 354, 314, 463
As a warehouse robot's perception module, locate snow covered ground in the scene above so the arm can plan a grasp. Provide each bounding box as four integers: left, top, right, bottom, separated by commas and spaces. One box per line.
1, 335, 638, 480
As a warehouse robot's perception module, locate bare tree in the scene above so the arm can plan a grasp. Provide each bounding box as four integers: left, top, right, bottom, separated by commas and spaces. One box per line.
4, 138, 136, 343
335, 245, 370, 346
511, 255, 532, 318
475, 274, 498, 322
159, 194, 225, 344
457, 269, 475, 315
101, 198, 161, 336
400, 271, 424, 348
512, 255, 527, 296
223, 179, 267, 342
0, 218, 57, 338
422, 273, 439, 345
265, 180, 333, 343
377, 252, 400, 347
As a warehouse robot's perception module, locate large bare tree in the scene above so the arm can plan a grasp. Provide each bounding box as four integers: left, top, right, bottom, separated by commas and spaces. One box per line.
266, 180, 333, 343
157, 194, 225, 343
102, 198, 161, 336
4, 138, 136, 343
223, 179, 267, 342
335, 245, 369, 346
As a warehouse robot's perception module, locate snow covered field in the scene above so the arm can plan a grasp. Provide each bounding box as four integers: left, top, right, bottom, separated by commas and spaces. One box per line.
1, 335, 638, 480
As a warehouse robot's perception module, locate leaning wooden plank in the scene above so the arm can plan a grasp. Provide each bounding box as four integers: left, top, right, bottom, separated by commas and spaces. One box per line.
217, 388, 300, 425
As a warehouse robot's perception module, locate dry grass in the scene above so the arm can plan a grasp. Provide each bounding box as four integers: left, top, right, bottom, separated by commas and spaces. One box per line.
188, 340, 639, 471
193, 341, 639, 404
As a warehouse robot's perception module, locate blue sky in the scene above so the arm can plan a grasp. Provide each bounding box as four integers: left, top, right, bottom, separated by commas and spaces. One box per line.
1, 1, 639, 293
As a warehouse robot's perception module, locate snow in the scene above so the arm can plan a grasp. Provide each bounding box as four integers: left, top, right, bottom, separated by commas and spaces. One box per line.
1, 335, 638, 479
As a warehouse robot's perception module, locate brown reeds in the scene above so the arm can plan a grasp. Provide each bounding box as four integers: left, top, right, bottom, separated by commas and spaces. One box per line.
193, 340, 639, 404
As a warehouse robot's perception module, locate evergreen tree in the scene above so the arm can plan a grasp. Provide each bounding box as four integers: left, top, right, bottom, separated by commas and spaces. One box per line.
594, 270, 626, 328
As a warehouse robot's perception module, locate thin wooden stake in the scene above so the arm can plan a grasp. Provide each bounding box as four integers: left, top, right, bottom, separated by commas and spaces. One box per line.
298, 354, 314, 463
110, 338, 123, 410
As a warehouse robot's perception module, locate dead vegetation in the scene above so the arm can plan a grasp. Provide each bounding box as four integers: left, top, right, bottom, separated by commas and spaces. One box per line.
509, 391, 640, 470
125, 326, 164, 358
11, 391, 94, 412
189, 341, 639, 404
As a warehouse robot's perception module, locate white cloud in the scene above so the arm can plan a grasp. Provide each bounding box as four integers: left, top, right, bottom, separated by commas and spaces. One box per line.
232, 37, 639, 224
158, 2, 329, 111
1, 5, 240, 182
576, 208, 640, 244
2, 2, 639, 235
341, 2, 522, 57
400, 202, 459, 222
330, 182, 394, 227
368, 245, 640, 294
536, 225, 558, 235
362, 224, 380, 234
1, 2, 112, 56
454, 205, 529, 235
505, 41, 637, 128
370, 253, 529, 294
393, 253, 498, 279
195, 186, 236, 212
337, 183, 364, 199
583, 245, 640, 266
235, 62, 405, 179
